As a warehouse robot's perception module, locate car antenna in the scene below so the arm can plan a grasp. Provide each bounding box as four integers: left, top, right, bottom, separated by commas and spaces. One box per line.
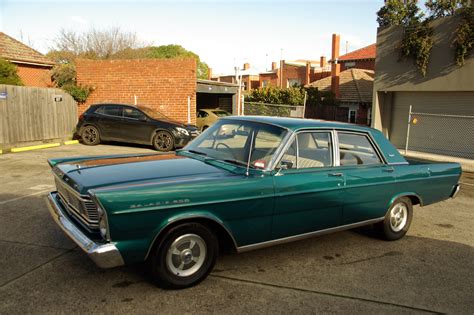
246, 130, 255, 176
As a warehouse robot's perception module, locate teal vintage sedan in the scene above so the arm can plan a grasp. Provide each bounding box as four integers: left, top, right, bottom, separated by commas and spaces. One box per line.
46, 116, 461, 288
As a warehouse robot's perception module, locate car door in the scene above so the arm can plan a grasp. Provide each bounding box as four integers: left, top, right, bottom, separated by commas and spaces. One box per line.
336, 131, 397, 224
121, 107, 154, 144
272, 130, 344, 239
96, 105, 123, 140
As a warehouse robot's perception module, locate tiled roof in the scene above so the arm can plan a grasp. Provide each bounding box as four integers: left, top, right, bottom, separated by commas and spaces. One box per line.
307, 68, 374, 103
0, 32, 55, 66
338, 44, 376, 61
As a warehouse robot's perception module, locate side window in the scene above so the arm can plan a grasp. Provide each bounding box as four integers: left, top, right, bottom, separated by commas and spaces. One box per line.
197, 111, 209, 118
100, 106, 122, 117
297, 132, 333, 168
123, 107, 145, 120
279, 132, 333, 169
338, 133, 382, 166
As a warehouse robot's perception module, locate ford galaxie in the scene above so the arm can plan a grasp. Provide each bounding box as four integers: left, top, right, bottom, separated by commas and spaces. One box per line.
46, 116, 461, 288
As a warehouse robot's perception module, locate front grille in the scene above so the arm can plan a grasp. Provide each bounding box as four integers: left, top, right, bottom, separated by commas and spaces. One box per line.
190, 130, 200, 137
55, 177, 99, 229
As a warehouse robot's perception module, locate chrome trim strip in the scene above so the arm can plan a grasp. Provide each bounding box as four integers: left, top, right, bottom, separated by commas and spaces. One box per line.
46, 192, 124, 268
387, 162, 409, 166
237, 217, 384, 253
451, 184, 461, 199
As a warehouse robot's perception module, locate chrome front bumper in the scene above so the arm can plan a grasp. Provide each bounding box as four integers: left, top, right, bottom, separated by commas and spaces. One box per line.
451, 184, 461, 199
46, 192, 124, 268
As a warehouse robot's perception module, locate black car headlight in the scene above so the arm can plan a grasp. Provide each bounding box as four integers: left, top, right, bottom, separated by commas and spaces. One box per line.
175, 127, 189, 136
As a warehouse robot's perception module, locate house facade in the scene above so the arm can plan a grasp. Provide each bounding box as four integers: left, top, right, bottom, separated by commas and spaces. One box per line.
337, 43, 376, 71
0, 32, 55, 87
372, 15, 473, 160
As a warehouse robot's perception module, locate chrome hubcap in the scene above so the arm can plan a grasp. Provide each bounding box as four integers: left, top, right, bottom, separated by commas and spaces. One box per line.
390, 203, 408, 232
166, 234, 206, 277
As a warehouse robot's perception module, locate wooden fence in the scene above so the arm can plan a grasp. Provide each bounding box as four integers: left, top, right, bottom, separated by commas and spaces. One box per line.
0, 85, 77, 147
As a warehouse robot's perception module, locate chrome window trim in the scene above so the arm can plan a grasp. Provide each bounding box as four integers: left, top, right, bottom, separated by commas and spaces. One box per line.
272, 129, 336, 170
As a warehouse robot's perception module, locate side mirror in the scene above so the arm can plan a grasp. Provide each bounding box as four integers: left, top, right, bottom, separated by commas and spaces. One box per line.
279, 159, 294, 170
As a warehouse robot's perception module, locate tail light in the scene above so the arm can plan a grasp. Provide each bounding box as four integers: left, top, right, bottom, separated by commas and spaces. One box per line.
79, 113, 85, 121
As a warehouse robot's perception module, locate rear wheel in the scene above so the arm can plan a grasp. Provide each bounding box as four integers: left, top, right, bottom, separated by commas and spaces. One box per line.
81, 125, 100, 145
153, 131, 174, 152
148, 223, 218, 289
376, 197, 413, 241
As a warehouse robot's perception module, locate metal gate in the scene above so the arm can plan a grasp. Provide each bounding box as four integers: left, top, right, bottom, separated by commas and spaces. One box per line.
389, 91, 474, 159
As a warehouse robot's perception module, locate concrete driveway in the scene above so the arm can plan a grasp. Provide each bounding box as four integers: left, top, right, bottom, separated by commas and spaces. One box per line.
0, 143, 473, 314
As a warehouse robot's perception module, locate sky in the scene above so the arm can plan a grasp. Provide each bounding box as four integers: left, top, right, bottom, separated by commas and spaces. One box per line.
0, 0, 383, 75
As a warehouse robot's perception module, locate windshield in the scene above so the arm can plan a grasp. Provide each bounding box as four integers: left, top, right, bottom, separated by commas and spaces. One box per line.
138, 106, 171, 120
212, 110, 231, 117
184, 119, 288, 169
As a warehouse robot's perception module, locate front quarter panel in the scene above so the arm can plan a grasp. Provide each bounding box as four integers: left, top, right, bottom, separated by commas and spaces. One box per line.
92, 173, 275, 264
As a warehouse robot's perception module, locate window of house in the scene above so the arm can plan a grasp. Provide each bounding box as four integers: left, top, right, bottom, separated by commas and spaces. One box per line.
262, 80, 269, 88
348, 110, 357, 123
338, 132, 382, 166
287, 78, 302, 88
344, 61, 356, 69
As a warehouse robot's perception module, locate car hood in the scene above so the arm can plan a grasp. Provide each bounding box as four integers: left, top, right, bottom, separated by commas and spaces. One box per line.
152, 118, 198, 130
51, 153, 230, 195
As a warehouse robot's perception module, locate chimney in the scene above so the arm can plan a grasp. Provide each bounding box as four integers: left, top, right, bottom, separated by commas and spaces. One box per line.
305, 61, 311, 85
271, 61, 277, 71
279, 60, 285, 87
243, 63, 250, 70
331, 34, 340, 98
320, 56, 327, 69
207, 68, 212, 80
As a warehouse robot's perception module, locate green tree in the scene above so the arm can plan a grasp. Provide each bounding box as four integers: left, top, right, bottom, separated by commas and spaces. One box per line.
50, 63, 92, 103
425, 0, 469, 18
113, 45, 210, 79
0, 59, 23, 86
376, 0, 423, 28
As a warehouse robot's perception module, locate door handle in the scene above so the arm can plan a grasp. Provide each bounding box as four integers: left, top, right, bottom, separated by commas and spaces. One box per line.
328, 172, 343, 177
383, 167, 395, 173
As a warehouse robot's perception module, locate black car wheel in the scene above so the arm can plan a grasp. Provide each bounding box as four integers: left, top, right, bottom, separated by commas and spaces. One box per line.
153, 131, 174, 152
376, 197, 413, 241
81, 125, 101, 145
148, 223, 218, 289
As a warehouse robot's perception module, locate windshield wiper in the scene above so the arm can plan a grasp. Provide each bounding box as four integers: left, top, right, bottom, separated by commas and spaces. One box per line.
223, 159, 249, 167
187, 149, 207, 156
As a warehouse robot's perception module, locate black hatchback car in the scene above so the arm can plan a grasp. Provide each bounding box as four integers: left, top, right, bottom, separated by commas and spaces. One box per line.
76, 104, 200, 151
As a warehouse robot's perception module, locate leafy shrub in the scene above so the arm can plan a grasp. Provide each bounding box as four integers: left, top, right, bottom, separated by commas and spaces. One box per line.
0, 59, 23, 86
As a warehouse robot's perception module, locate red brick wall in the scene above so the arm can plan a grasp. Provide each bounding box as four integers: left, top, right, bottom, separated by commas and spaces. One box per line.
259, 72, 278, 87
340, 59, 375, 71
76, 59, 197, 123
281, 64, 306, 87
16, 64, 53, 87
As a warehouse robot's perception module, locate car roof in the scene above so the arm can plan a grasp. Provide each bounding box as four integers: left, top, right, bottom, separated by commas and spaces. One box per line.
224, 116, 375, 132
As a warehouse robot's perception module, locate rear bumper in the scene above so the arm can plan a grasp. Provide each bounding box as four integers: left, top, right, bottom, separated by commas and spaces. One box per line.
451, 184, 461, 199
46, 192, 125, 268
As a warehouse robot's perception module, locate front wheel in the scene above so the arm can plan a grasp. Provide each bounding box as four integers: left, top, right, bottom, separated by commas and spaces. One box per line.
148, 223, 218, 289
153, 131, 174, 152
376, 197, 413, 241
81, 125, 100, 145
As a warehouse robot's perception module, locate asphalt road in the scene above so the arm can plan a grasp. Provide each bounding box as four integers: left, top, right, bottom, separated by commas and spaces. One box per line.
0, 143, 473, 314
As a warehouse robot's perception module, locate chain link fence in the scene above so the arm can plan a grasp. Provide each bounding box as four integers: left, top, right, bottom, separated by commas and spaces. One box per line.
243, 102, 304, 118
406, 110, 474, 160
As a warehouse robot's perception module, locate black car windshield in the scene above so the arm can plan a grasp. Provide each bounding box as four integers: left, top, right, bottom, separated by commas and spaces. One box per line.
138, 106, 170, 120
184, 119, 288, 169
212, 110, 231, 117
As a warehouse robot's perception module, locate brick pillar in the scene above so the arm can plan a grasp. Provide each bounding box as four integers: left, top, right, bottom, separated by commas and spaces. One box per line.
320, 56, 327, 69
271, 62, 277, 70
243, 63, 250, 70
305, 61, 311, 85
279, 60, 285, 88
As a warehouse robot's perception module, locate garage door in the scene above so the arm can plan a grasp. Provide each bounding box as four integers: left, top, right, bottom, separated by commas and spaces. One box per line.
389, 91, 474, 159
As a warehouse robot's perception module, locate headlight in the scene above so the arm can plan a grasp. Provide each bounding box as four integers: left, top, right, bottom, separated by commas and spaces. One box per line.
99, 216, 108, 239
176, 127, 189, 136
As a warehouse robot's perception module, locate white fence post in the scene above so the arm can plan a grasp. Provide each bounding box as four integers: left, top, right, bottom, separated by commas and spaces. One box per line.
187, 96, 191, 124
405, 105, 412, 155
